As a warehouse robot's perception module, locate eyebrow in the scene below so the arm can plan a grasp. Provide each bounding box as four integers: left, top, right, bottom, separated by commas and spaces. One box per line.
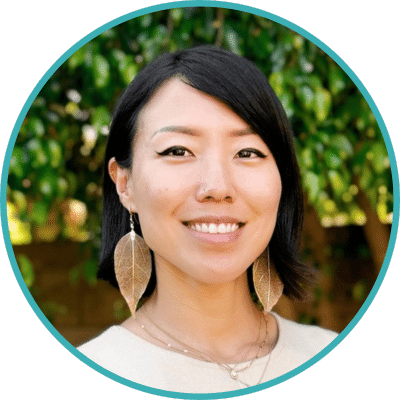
151, 126, 258, 139
151, 126, 196, 138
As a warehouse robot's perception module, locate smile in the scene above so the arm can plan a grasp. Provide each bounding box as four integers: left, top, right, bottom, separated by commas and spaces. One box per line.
182, 218, 245, 243
187, 222, 240, 234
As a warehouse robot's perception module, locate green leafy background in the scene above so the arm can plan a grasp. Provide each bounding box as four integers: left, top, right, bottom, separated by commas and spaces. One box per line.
9, 7, 393, 244
6, 7, 392, 343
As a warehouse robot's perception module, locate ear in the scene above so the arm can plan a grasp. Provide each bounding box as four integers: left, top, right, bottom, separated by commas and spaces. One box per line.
108, 157, 137, 213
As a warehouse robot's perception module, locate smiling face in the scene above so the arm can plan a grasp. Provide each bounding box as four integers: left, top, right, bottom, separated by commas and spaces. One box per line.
121, 78, 282, 285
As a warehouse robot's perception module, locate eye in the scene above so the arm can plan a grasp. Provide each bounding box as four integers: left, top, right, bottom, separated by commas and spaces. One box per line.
235, 148, 267, 159
156, 146, 193, 157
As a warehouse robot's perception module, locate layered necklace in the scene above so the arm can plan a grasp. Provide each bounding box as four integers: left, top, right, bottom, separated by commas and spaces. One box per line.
139, 312, 272, 388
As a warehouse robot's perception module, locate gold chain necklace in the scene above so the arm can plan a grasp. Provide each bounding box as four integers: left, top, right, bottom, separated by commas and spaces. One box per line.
139, 313, 270, 387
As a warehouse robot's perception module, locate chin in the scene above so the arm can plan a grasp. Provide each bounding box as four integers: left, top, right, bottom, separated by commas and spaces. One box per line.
187, 260, 249, 286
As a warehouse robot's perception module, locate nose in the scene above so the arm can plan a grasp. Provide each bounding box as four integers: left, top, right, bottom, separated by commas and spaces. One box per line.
195, 156, 236, 203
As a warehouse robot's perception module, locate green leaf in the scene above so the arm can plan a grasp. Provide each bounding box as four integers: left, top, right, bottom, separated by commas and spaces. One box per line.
12, 190, 27, 213
29, 117, 45, 137
269, 72, 284, 96
299, 55, 313, 73
324, 149, 342, 169
46, 139, 63, 168
38, 170, 58, 200
118, 55, 138, 85
18, 254, 35, 288
225, 27, 241, 55
323, 198, 336, 213
26, 138, 48, 168
359, 164, 374, 190
313, 87, 332, 122
270, 45, 285, 71
329, 66, 347, 95
91, 106, 111, 133
328, 170, 346, 196
142, 37, 157, 63
305, 135, 324, 155
297, 85, 314, 110
280, 90, 294, 118
330, 134, 353, 158
57, 177, 68, 198
370, 142, 389, 173
9, 147, 28, 179
112, 49, 125, 62
301, 147, 315, 169
30, 201, 49, 225
303, 171, 322, 202
305, 75, 323, 90
68, 46, 86, 71
139, 14, 152, 28
93, 54, 110, 88
100, 29, 115, 39
154, 25, 168, 44
317, 131, 330, 145
170, 8, 183, 23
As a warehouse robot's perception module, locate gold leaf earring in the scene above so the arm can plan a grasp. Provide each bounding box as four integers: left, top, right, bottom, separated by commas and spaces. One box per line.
253, 248, 284, 313
114, 212, 152, 318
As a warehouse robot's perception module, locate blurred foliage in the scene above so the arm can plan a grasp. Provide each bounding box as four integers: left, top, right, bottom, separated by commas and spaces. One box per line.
6, 7, 392, 321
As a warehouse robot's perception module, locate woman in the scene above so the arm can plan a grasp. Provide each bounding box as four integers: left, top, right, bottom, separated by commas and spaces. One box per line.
78, 46, 337, 393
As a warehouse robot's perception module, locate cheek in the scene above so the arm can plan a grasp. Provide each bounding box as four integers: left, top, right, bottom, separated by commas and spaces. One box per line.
131, 162, 190, 220
239, 166, 282, 215
265, 171, 282, 211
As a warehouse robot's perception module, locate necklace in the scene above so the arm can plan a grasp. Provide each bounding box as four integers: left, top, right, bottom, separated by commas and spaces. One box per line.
149, 313, 264, 373
139, 312, 271, 388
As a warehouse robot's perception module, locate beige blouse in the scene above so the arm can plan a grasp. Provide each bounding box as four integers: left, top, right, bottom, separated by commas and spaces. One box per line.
78, 313, 338, 393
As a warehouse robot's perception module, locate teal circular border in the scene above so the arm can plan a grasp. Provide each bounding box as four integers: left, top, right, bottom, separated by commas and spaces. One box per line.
1, 1, 398, 399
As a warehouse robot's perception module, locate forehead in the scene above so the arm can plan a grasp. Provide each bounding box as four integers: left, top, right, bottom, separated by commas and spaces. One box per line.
136, 78, 251, 135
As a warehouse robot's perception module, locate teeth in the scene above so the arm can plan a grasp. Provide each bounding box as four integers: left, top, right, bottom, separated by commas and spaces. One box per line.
217, 224, 227, 234
188, 222, 240, 234
209, 223, 217, 233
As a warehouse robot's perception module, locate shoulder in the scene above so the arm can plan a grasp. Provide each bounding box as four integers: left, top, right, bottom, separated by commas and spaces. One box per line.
273, 313, 339, 357
263, 313, 339, 380
78, 326, 122, 352
78, 325, 169, 382
77, 326, 145, 366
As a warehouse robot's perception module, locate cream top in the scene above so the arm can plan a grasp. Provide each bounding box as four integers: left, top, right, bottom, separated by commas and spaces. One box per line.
78, 313, 338, 393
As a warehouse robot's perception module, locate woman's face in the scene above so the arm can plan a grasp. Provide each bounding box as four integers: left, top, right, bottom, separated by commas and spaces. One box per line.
125, 79, 282, 285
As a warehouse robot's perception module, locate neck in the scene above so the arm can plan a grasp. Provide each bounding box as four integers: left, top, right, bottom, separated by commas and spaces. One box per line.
137, 258, 266, 362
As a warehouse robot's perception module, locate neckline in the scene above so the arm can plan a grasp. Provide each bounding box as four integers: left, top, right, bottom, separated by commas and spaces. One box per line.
112, 312, 284, 368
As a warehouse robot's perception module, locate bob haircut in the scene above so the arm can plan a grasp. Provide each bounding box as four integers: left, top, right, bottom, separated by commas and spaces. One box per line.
98, 45, 315, 301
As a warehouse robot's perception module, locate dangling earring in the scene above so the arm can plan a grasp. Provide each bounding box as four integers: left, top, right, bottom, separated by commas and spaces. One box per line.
253, 248, 283, 313
114, 212, 152, 318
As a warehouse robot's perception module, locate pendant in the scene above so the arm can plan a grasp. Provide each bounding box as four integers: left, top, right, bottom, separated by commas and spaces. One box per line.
230, 369, 238, 379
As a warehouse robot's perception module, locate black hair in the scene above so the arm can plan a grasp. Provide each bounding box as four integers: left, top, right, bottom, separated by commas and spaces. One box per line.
98, 45, 315, 300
